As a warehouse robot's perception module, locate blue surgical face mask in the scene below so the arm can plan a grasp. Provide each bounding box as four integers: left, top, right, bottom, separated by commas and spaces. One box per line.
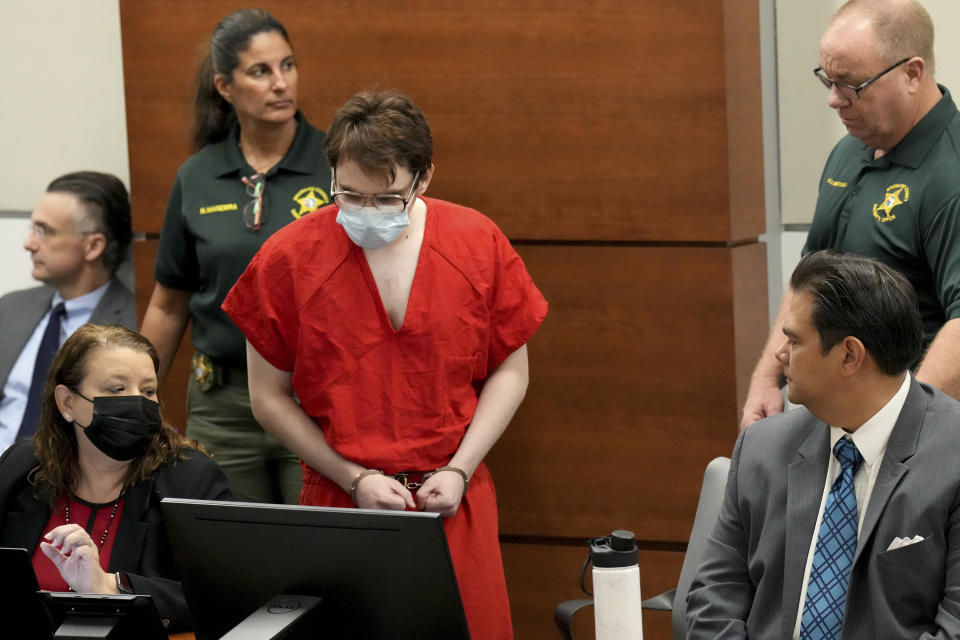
336, 206, 411, 249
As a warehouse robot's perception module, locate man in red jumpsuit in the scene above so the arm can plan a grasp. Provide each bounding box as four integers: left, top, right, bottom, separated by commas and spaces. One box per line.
223, 89, 548, 639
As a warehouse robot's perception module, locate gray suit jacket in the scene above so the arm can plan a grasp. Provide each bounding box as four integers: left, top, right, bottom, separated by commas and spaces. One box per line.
0, 279, 136, 400
687, 378, 960, 640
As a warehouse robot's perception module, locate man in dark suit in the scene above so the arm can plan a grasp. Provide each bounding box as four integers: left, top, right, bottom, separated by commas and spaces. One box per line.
0, 172, 135, 451
687, 250, 960, 639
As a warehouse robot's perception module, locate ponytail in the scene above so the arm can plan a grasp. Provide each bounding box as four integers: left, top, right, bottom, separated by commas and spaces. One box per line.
190, 9, 290, 151
191, 53, 236, 151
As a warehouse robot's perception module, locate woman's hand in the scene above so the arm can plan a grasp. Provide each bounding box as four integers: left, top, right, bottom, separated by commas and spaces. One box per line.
39, 524, 116, 594
416, 469, 466, 518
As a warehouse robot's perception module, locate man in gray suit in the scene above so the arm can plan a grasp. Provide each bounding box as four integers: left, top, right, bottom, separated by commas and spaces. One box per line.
687, 250, 960, 639
0, 171, 135, 452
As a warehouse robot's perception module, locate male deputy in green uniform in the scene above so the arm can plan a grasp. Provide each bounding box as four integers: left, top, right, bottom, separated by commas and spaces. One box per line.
742, 0, 960, 430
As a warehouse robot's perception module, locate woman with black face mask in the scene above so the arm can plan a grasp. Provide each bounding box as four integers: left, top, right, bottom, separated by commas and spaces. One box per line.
0, 324, 232, 633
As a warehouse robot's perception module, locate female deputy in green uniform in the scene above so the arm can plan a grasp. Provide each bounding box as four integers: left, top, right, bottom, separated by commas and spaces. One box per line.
140, 9, 331, 504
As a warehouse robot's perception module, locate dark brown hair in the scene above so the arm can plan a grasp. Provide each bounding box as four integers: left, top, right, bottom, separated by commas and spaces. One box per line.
46, 171, 132, 275
324, 90, 433, 186
790, 250, 923, 375
30, 324, 207, 509
192, 9, 291, 151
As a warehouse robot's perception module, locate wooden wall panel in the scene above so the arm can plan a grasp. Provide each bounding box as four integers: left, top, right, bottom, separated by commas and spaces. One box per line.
734, 240, 770, 420
488, 244, 766, 541
120, 0, 762, 243
120, 1, 768, 636
503, 543, 683, 639
723, 0, 766, 242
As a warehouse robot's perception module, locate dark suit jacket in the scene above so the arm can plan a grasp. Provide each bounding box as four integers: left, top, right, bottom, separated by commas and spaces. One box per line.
0, 440, 232, 633
687, 378, 960, 639
0, 279, 137, 400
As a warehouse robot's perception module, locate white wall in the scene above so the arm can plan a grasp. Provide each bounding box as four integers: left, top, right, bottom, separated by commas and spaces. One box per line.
776, 1, 846, 227
0, 1, 128, 296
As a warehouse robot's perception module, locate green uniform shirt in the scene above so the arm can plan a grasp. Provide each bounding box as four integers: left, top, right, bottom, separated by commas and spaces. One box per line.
155, 113, 332, 368
805, 86, 960, 345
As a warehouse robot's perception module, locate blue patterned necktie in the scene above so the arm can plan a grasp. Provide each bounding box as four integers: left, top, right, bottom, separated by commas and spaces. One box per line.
799, 437, 863, 640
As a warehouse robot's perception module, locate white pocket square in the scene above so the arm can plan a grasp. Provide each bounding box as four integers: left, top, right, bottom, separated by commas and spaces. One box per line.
886, 535, 925, 551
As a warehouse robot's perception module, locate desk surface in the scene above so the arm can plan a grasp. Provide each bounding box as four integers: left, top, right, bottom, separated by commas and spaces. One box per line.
169, 634, 194, 640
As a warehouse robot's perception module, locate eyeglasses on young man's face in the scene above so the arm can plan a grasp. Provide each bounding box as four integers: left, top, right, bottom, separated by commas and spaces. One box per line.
330, 170, 421, 215
812, 57, 911, 100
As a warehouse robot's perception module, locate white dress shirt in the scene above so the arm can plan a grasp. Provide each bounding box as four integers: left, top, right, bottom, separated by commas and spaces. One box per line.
792, 372, 912, 638
0, 282, 110, 452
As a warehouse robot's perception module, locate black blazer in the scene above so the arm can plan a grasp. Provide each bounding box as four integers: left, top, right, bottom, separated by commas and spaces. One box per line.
0, 440, 232, 632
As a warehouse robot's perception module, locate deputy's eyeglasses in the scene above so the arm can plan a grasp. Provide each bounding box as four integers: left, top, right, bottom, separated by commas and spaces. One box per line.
241, 174, 266, 231
813, 57, 911, 100
330, 170, 421, 215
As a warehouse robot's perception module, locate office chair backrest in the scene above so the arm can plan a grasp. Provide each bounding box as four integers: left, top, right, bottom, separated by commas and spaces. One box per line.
671, 456, 730, 639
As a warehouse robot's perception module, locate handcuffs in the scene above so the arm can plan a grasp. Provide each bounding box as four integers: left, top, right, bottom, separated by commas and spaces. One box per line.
349, 466, 470, 506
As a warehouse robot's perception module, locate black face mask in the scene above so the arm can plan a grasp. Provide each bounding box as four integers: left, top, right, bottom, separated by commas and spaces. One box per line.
74, 393, 163, 461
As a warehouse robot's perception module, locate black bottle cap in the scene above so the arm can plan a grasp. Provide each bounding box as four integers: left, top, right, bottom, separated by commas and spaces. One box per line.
589, 529, 639, 568
610, 530, 636, 551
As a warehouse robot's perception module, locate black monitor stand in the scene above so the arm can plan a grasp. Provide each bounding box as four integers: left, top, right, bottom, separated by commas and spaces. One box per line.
220, 594, 322, 639
0, 548, 167, 640
52, 609, 122, 639
46, 593, 167, 640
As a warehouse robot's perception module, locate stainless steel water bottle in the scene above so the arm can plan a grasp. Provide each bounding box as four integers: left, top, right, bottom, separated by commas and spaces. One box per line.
590, 529, 644, 639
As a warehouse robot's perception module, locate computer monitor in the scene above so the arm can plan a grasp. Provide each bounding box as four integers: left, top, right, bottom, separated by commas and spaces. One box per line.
161, 498, 470, 640
0, 547, 53, 638
0, 547, 166, 639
